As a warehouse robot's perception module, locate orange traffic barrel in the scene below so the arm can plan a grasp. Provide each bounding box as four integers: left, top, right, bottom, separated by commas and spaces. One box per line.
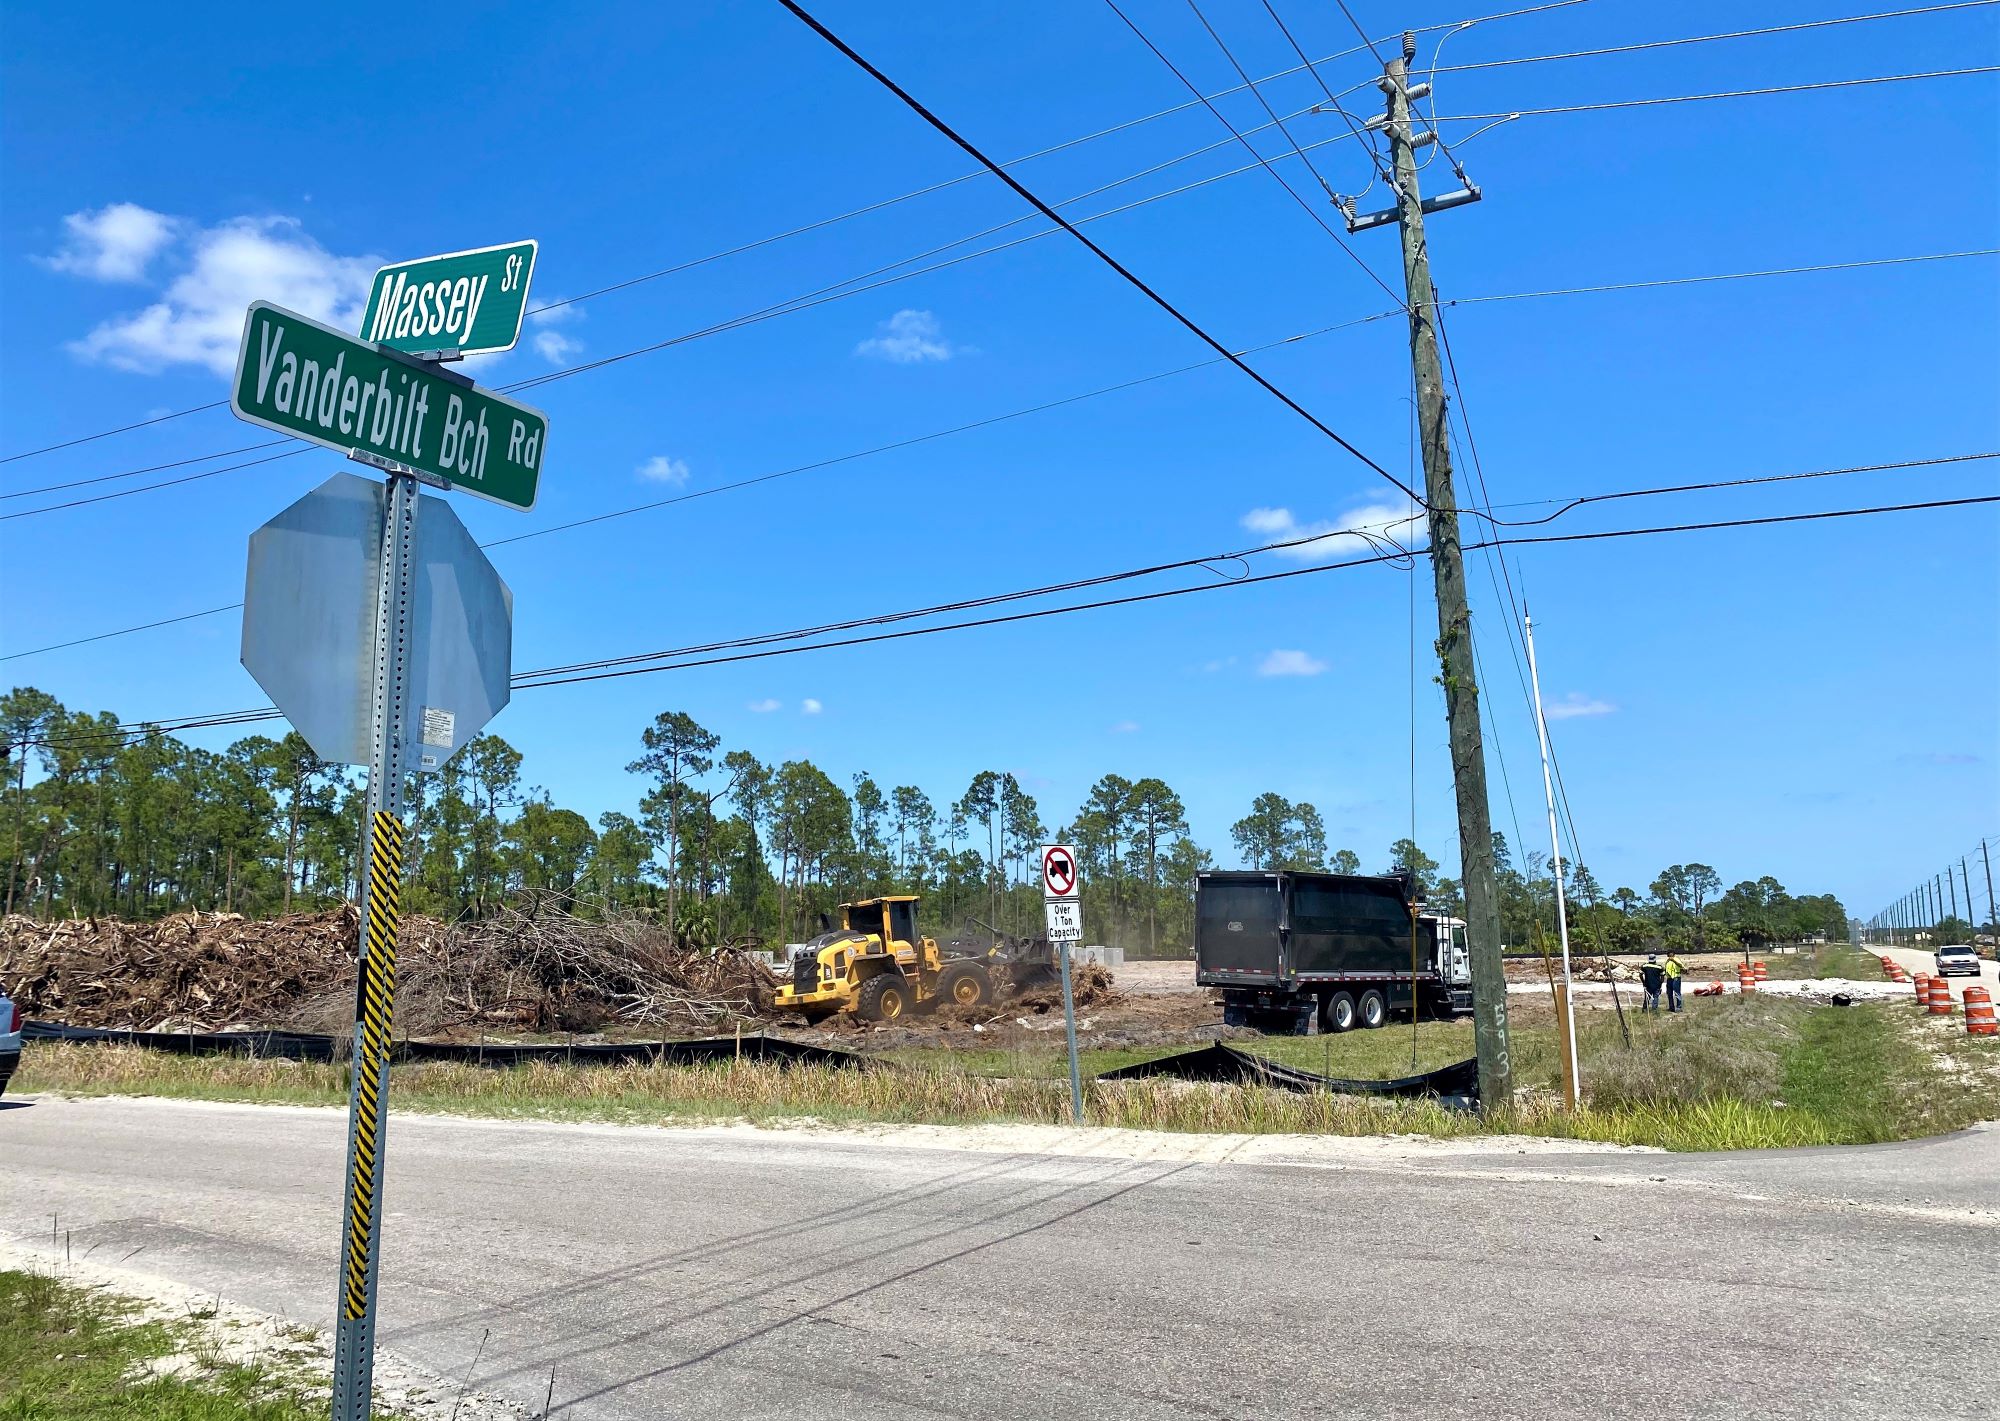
1927, 976, 1955, 1016
1965, 987, 1997, 1038
1737, 964, 1756, 994
1914, 973, 1932, 1002
1752, 961, 1769, 983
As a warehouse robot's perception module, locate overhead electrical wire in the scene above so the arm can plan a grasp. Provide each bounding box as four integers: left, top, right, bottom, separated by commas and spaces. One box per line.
1424, 2, 1999, 77
20, 491, 1997, 754
1420, 65, 2000, 122
1101, 0, 1406, 307
1, 0, 1584, 470
13, 238, 1989, 522
1257, 0, 1397, 190
6, 415, 1991, 665
777, 0, 1422, 501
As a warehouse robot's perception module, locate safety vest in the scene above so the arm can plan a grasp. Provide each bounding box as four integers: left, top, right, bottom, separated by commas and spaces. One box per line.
1664, 959, 1683, 979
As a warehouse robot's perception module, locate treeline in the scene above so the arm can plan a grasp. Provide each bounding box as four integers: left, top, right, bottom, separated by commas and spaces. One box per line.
1, 688, 1844, 954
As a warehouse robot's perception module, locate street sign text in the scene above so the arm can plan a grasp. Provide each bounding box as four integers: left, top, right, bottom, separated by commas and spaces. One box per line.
231, 302, 548, 511
361, 240, 538, 357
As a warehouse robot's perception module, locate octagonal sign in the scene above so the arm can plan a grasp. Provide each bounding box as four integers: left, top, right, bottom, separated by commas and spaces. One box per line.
242, 472, 512, 773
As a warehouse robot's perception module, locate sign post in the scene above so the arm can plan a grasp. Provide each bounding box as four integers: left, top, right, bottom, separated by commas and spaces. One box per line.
329, 468, 418, 1421
230, 251, 540, 1421
1042, 844, 1085, 1125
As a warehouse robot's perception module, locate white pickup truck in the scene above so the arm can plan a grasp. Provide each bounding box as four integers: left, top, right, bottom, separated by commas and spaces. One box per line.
0, 988, 20, 1097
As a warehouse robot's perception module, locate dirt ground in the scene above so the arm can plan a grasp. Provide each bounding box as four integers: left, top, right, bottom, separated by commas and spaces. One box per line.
783, 961, 1230, 1052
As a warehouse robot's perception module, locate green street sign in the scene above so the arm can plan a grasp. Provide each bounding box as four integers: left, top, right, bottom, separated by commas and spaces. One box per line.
230, 301, 547, 512
359, 239, 537, 357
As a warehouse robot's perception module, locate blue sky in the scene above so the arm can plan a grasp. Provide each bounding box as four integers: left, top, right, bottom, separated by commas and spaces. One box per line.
2, 0, 1995, 915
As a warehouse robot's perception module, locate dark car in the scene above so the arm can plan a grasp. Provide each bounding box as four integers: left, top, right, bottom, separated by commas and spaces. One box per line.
0, 989, 19, 1097
1934, 943, 1983, 979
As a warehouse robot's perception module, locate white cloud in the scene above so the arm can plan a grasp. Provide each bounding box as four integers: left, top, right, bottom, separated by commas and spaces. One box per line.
1241, 502, 1423, 562
532, 329, 580, 364
63, 213, 377, 376
1259, 649, 1329, 677
1110, 720, 1141, 734
747, 698, 782, 713
637, 455, 689, 485
855, 308, 956, 363
1544, 693, 1616, 720
1199, 656, 1238, 675
41, 203, 182, 282
525, 296, 582, 365
801, 698, 823, 715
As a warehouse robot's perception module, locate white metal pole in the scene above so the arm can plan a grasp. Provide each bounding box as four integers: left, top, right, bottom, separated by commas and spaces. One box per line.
1523, 611, 1582, 1104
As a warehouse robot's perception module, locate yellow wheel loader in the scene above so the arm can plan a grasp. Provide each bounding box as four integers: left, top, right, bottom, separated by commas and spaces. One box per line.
772, 895, 994, 1023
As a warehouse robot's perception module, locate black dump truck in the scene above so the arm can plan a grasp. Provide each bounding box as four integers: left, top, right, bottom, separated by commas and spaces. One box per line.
1195, 870, 1473, 1034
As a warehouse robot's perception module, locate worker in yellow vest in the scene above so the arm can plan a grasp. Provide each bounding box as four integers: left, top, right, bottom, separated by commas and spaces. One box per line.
1664, 952, 1685, 1013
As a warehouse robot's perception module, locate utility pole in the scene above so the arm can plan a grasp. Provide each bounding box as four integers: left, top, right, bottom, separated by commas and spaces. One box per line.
1523, 611, 1579, 1106
1981, 842, 1997, 943
1340, 33, 1510, 1102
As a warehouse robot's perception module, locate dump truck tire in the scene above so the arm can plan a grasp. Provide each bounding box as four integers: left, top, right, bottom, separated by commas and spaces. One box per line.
1322, 991, 1357, 1033
1358, 989, 1387, 1029
857, 974, 910, 1022
940, 962, 993, 1008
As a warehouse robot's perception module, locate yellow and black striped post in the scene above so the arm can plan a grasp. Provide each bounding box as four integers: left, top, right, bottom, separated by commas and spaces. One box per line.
341, 811, 402, 1320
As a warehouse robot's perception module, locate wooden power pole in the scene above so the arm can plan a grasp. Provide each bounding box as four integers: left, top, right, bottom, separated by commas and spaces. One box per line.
1342, 35, 1512, 1102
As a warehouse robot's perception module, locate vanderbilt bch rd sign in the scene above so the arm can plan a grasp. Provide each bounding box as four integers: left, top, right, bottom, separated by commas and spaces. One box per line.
229, 301, 548, 511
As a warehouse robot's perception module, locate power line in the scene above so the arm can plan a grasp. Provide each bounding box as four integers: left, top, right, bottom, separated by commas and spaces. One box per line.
3, 126, 1390, 522
1101, 0, 1406, 308
15, 237, 1991, 523
777, 0, 1422, 503
0, 402, 228, 467
0, 449, 304, 521
23, 491, 1995, 753
0, 439, 290, 503
1426, 2, 2000, 78
6, 394, 1988, 664
1433, 248, 2000, 309
0, 0, 1582, 472
1257, 0, 1397, 189
1421, 65, 2000, 122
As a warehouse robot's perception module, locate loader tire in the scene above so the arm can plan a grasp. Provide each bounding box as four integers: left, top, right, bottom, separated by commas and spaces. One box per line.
939, 962, 993, 1009
857, 974, 910, 1022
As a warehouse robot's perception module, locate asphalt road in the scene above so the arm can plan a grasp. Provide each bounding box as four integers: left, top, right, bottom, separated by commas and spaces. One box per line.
1875, 942, 1998, 1001
3, 1096, 1996, 1420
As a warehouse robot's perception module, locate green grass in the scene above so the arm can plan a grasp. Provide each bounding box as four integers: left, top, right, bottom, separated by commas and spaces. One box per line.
16, 995, 1997, 1151
878, 1021, 1475, 1083
0, 1269, 391, 1421
1757, 943, 1882, 981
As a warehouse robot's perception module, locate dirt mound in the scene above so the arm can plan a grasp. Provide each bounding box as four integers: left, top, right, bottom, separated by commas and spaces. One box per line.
1010, 962, 1117, 1012
0, 906, 777, 1036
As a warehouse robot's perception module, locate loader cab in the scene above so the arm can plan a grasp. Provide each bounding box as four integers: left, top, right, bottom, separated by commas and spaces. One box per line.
839, 895, 923, 953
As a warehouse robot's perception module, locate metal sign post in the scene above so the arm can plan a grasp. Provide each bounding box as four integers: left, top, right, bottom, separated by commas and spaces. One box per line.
1041, 844, 1085, 1125
329, 471, 418, 1421
230, 255, 538, 1418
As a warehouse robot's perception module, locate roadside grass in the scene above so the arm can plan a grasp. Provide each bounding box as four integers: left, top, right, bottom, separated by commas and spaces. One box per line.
878, 1021, 1475, 1083
1757, 943, 1882, 981
17, 995, 1995, 1151
0, 1268, 373, 1421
